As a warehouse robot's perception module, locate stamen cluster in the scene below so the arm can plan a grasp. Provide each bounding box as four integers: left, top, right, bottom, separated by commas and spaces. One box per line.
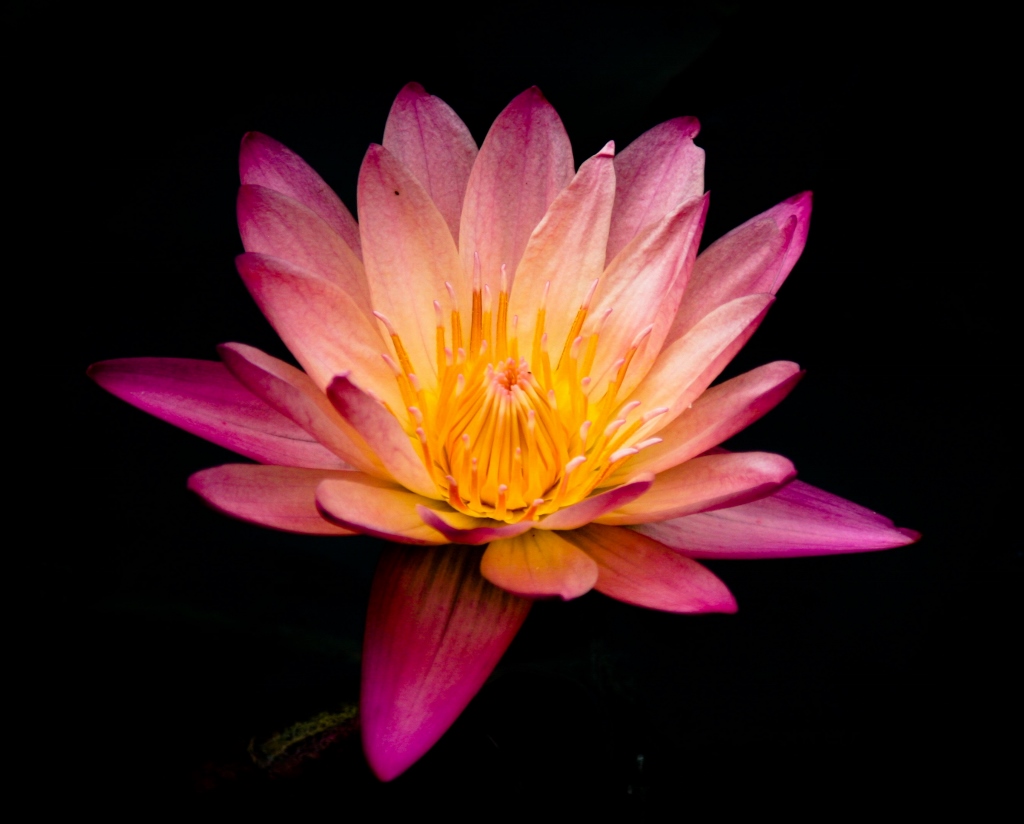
378, 256, 665, 523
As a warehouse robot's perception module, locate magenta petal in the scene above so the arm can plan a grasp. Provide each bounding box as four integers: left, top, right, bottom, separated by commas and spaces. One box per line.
670, 191, 812, 342
537, 474, 654, 531
459, 87, 574, 293
87, 358, 346, 469
326, 375, 438, 498
415, 506, 535, 545
218, 342, 384, 477
566, 524, 737, 613
636, 480, 920, 559
361, 545, 531, 781
237, 184, 373, 317
239, 131, 362, 259
188, 464, 354, 535
383, 82, 478, 243
607, 116, 705, 263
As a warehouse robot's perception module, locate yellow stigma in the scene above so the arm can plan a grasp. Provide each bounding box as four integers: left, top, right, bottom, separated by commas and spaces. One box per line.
378, 263, 662, 523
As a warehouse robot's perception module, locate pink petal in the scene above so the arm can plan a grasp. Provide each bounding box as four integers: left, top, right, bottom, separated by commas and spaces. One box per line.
326, 375, 438, 498
239, 131, 362, 259
636, 479, 920, 559
565, 524, 736, 613
188, 464, 354, 535
606, 116, 705, 263
669, 192, 812, 343
357, 144, 469, 388
88, 358, 346, 469
415, 506, 535, 545
536, 474, 654, 531
509, 143, 617, 359
235, 253, 401, 411
459, 87, 574, 294
598, 452, 795, 525
217, 342, 385, 478
628, 294, 774, 436
361, 544, 531, 780
586, 194, 708, 401
619, 361, 803, 479
480, 530, 598, 600
316, 472, 447, 544
237, 184, 372, 316
382, 82, 478, 244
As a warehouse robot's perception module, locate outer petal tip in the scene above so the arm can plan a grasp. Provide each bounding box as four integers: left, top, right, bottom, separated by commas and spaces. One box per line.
897, 527, 922, 543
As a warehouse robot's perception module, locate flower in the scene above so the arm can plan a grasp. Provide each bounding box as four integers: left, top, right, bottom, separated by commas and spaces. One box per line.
89, 83, 918, 781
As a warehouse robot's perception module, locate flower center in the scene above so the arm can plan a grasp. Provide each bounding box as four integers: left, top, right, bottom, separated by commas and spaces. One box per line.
376, 257, 665, 523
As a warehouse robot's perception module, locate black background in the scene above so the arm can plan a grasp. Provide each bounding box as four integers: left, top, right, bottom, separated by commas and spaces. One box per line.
27, 0, 1015, 814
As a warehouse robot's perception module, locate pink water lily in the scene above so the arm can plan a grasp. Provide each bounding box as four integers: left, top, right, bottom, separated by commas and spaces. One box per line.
89, 83, 918, 781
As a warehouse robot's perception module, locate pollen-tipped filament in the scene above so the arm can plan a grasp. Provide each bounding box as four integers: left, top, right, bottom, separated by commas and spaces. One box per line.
378, 269, 661, 523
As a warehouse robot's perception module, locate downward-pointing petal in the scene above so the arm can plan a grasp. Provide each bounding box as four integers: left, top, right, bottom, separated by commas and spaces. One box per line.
361, 544, 531, 780
189, 465, 355, 535
481, 530, 598, 600
607, 116, 705, 263
383, 82, 478, 243
459, 87, 574, 294
597, 452, 795, 525
565, 524, 736, 613
88, 358, 346, 469
636, 480, 920, 558
239, 131, 362, 258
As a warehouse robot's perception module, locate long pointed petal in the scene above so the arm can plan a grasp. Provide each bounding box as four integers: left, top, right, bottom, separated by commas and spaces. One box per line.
669, 192, 812, 343
88, 358, 346, 469
628, 294, 774, 436
606, 116, 705, 263
358, 144, 468, 387
587, 194, 707, 400
361, 544, 531, 780
238, 184, 373, 316
316, 472, 447, 544
636, 480, 920, 558
617, 361, 803, 480
189, 465, 354, 535
509, 143, 617, 357
239, 131, 362, 258
565, 524, 736, 613
536, 474, 654, 531
326, 375, 438, 498
383, 82, 478, 243
235, 252, 401, 410
217, 343, 385, 477
459, 87, 574, 294
481, 530, 598, 600
597, 452, 795, 525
